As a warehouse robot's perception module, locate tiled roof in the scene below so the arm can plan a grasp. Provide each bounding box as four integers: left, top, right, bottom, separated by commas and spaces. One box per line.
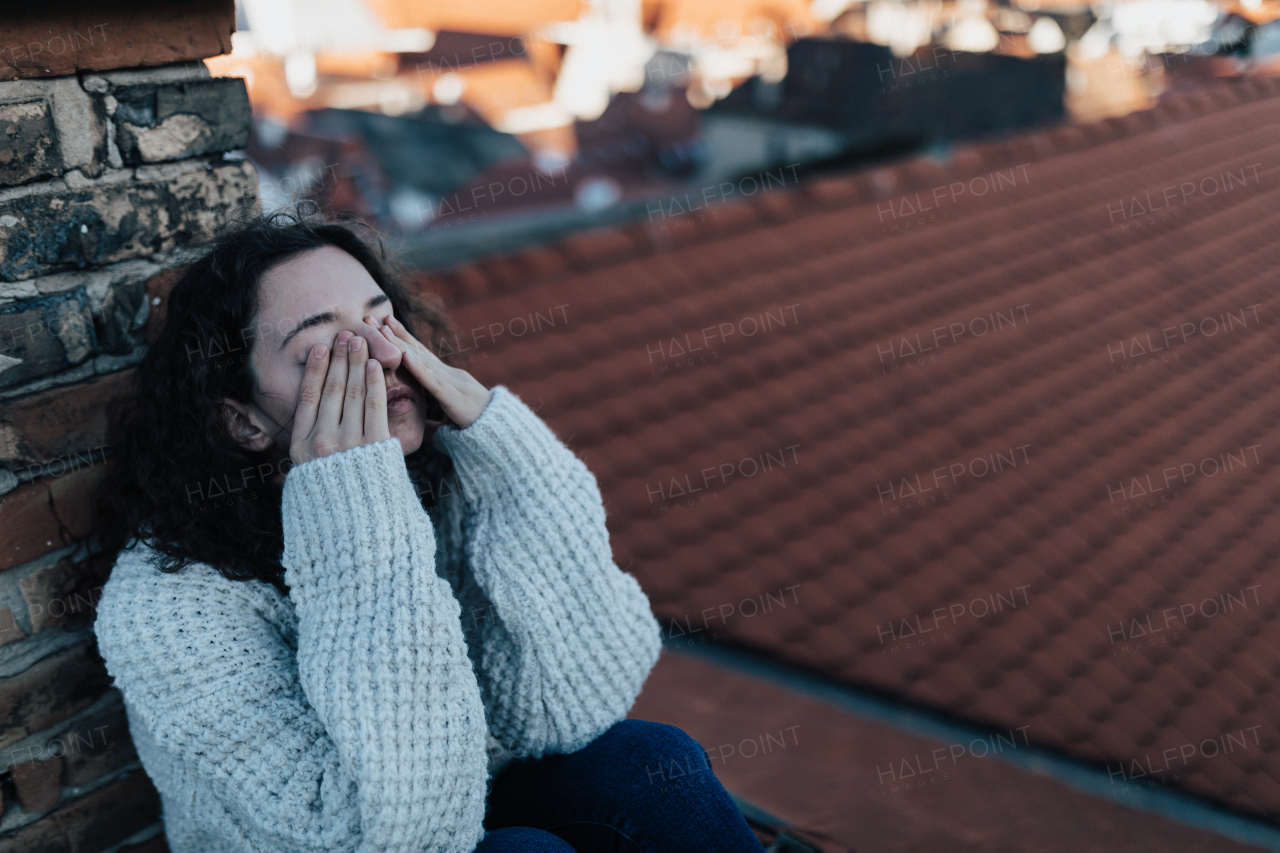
410, 74, 1280, 819
632, 650, 1271, 852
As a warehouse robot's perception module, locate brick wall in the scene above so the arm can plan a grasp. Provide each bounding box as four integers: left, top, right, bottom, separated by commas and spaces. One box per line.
0, 4, 254, 850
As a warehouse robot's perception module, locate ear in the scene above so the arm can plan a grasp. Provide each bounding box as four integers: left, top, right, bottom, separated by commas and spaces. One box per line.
220, 398, 277, 453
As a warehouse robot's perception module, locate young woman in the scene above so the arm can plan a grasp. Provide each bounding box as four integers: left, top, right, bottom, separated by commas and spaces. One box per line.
93, 215, 767, 853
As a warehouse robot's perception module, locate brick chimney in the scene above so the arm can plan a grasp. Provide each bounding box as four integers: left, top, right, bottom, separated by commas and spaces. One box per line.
0, 4, 257, 850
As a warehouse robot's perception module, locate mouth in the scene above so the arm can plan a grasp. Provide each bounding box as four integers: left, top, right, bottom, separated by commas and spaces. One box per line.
386, 377, 448, 424
385, 384, 417, 418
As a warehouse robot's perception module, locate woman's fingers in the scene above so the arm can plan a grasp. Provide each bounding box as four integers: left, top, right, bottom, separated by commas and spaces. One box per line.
374, 315, 448, 394
311, 333, 350, 440
339, 334, 368, 448
371, 314, 492, 429
358, 316, 403, 369
403, 347, 492, 429
383, 313, 411, 338
290, 343, 329, 452
381, 315, 420, 354
398, 345, 447, 403
364, 356, 390, 443
383, 315, 434, 359
365, 315, 407, 352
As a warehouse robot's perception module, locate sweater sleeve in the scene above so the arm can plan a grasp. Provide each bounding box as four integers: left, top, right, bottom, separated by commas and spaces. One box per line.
281, 438, 489, 851
431, 386, 662, 759
95, 439, 489, 853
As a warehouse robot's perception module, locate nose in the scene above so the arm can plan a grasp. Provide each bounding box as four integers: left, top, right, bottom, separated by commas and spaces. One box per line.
354, 321, 402, 371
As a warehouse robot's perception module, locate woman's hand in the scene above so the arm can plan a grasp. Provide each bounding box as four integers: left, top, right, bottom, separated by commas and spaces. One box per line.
290, 330, 390, 465
363, 314, 492, 429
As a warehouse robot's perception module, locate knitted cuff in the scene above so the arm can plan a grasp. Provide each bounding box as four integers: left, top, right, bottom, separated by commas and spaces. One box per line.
431, 385, 571, 503
281, 437, 432, 591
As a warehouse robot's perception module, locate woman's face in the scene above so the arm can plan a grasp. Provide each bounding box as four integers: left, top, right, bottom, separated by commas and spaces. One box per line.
241, 245, 432, 456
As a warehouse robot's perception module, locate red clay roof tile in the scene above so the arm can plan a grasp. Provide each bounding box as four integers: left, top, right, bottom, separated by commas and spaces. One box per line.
418, 75, 1280, 820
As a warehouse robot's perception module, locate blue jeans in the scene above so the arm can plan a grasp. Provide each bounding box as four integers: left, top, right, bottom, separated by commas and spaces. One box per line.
476, 719, 767, 852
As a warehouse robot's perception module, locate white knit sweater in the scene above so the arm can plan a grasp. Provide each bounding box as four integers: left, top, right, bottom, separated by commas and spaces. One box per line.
94, 385, 663, 853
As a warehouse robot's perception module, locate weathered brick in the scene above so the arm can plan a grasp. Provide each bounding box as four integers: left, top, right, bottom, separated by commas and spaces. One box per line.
19, 554, 111, 634
115, 78, 251, 165
48, 462, 109, 541
0, 76, 107, 181
0, 369, 128, 468
0, 100, 59, 185
0, 290, 96, 388
0, 2, 235, 80
2, 694, 135, 788
142, 265, 184, 343
56, 696, 136, 787
0, 462, 108, 571
87, 61, 209, 91
0, 607, 26, 647
0, 482, 65, 572
95, 274, 149, 354
12, 754, 61, 812
30, 259, 164, 354
0, 158, 260, 282
0, 641, 111, 751
0, 769, 161, 853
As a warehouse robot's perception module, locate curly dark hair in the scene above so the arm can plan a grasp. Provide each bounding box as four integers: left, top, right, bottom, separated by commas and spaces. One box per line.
96, 212, 459, 594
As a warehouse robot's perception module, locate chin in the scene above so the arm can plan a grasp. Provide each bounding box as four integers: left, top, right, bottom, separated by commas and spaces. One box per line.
389, 417, 426, 455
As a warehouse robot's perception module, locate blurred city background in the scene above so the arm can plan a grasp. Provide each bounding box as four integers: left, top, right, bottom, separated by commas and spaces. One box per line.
211, 0, 1280, 268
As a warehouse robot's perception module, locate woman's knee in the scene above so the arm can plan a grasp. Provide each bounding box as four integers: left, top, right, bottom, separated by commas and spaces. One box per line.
597, 719, 708, 771
475, 826, 576, 852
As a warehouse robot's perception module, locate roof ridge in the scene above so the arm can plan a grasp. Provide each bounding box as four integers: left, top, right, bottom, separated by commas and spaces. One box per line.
408, 75, 1280, 309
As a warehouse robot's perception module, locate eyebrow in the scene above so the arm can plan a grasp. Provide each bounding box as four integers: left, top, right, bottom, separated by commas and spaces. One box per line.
278, 295, 389, 351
